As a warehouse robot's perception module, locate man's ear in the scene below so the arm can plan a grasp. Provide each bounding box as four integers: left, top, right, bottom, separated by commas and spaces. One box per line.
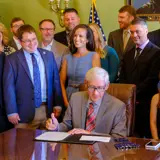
130, 15, 134, 22
105, 82, 110, 91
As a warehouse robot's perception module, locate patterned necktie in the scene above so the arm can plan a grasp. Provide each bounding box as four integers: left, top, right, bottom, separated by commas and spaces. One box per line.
123, 30, 130, 50
86, 103, 96, 132
30, 53, 42, 107
134, 47, 142, 63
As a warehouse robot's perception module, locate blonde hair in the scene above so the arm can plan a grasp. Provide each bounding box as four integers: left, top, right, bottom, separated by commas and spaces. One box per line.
88, 23, 107, 58
0, 23, 9, 45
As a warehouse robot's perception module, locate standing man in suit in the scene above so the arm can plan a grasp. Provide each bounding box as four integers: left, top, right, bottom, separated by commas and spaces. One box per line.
108, 5, 136, 61
39, 19, 69, 71
3, 24, 64, 129
119, 18, 160, 137
9, 17, 25, 51
46, 67, 127, 137
54, 8, 80, 46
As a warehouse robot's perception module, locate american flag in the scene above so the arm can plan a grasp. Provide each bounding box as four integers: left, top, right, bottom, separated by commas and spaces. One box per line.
89, 1, 106, 41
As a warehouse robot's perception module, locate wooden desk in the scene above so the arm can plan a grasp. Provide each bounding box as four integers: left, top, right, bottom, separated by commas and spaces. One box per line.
0, 128, 159, 160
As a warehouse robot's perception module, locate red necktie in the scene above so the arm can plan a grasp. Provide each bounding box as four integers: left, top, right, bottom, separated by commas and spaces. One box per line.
86, 103, 96, 132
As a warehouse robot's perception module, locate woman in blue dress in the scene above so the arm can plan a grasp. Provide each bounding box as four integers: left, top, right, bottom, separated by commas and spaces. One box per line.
60, 24, 100, 107
89, 23, 119, 83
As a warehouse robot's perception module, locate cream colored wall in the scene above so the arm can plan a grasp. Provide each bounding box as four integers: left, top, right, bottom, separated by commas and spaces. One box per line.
0, 0, 159, 39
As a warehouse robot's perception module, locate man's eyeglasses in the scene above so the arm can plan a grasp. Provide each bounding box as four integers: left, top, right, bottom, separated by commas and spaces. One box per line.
40, 28, 54, 32
21, 37, 37, 44
88, 85, 106, 93
12, 25, 23, 29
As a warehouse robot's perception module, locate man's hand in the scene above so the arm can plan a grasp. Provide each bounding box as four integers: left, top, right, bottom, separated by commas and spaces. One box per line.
8, 113, 20, 125
53, 106, 62, 118
68, 128, 91, 135
46, 113, 59, 130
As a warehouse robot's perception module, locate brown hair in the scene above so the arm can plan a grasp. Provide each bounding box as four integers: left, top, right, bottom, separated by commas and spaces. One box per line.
119, 5, 136, 19
39, 19, 55, 29
63, 8, 79, 16
17, 24, 36, 41
69, 24, 95, 54
10, 17, 25, 27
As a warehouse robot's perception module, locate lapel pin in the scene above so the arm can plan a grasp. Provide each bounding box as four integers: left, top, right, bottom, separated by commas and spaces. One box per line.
43, 51, 46, 54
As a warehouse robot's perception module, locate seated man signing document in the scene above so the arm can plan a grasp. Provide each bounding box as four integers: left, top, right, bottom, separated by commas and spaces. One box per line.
46, 67, 127, 137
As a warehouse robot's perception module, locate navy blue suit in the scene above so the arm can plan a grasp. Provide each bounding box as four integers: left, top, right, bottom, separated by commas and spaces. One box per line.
3, 48, 63, 123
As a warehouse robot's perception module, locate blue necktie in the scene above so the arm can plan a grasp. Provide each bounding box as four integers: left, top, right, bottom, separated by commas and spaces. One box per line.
31, 53, 42, 107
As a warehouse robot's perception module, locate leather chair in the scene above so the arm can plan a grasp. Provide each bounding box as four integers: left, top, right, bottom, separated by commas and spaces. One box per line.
79, 83, 136, 137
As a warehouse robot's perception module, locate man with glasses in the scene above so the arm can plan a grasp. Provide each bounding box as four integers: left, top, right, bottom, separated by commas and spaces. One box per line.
39, 19, 69, 71
46, 67, 127, 137
3, 24, 64, 129
9, 17, 25, 50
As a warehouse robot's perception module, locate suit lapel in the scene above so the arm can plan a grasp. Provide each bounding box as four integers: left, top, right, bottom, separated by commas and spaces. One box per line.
17, 49, 33, 83
12, 38, 18, 50
132, 41, 151, 71
95, 93, 110, 128
125, 37, 135, 53
81, 92, 88, 129
118, 30, 124, 55
38, 48, 49, 83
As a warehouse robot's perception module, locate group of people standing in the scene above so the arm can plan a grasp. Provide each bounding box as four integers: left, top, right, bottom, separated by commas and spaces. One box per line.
0, 5, 160, 139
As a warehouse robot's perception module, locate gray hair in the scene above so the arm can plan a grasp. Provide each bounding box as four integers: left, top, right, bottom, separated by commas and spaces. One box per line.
85, 67, 110, 85
131, 17, 148, 29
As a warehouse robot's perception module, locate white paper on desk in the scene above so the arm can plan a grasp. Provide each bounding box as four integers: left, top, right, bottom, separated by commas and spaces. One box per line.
80, 136, 111, 142
35, 132, 70, 141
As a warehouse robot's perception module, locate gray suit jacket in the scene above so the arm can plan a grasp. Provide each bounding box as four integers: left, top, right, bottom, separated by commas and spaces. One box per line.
39, 39, 69, 71
59, 91, 127, 137
108, 29, 135, 60
8, 38, 18, 51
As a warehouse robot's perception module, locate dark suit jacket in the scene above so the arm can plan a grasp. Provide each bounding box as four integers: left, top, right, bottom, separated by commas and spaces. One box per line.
3, 48, 63, 123
148, 29, 160, 48
108, 29, 135, 60
0, 53, 13, 132
59, 91, 127, 137
119, 41, 160, 102
54, 31, 68, 46
8, 38, 18, 51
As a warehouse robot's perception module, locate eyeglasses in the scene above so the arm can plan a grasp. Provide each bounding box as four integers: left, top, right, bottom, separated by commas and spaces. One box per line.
21, 37, 37, 44
12, 24, 23, 28
40, 28, 54, 32
88, 85, 106, 93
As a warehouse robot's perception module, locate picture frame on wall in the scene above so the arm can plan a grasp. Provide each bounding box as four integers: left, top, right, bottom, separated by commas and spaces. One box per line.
128, 0, 160, 21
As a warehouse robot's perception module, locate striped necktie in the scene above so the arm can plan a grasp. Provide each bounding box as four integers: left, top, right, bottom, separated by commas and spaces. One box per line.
86, 103, 96, 132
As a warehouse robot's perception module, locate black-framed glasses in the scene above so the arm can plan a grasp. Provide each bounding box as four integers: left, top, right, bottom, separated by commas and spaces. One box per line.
88, 85, 106, 93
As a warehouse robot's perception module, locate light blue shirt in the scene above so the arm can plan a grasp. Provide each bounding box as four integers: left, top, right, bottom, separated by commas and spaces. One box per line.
24, 49, 47, 102
86, 98, 102, 117
135, 39, 149, 58
41, 40, 53, 51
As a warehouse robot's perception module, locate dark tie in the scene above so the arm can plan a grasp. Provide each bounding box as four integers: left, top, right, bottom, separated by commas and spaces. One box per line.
31, 53, 42, 107
86, 103, 96, 132
134, 48, 142, 62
